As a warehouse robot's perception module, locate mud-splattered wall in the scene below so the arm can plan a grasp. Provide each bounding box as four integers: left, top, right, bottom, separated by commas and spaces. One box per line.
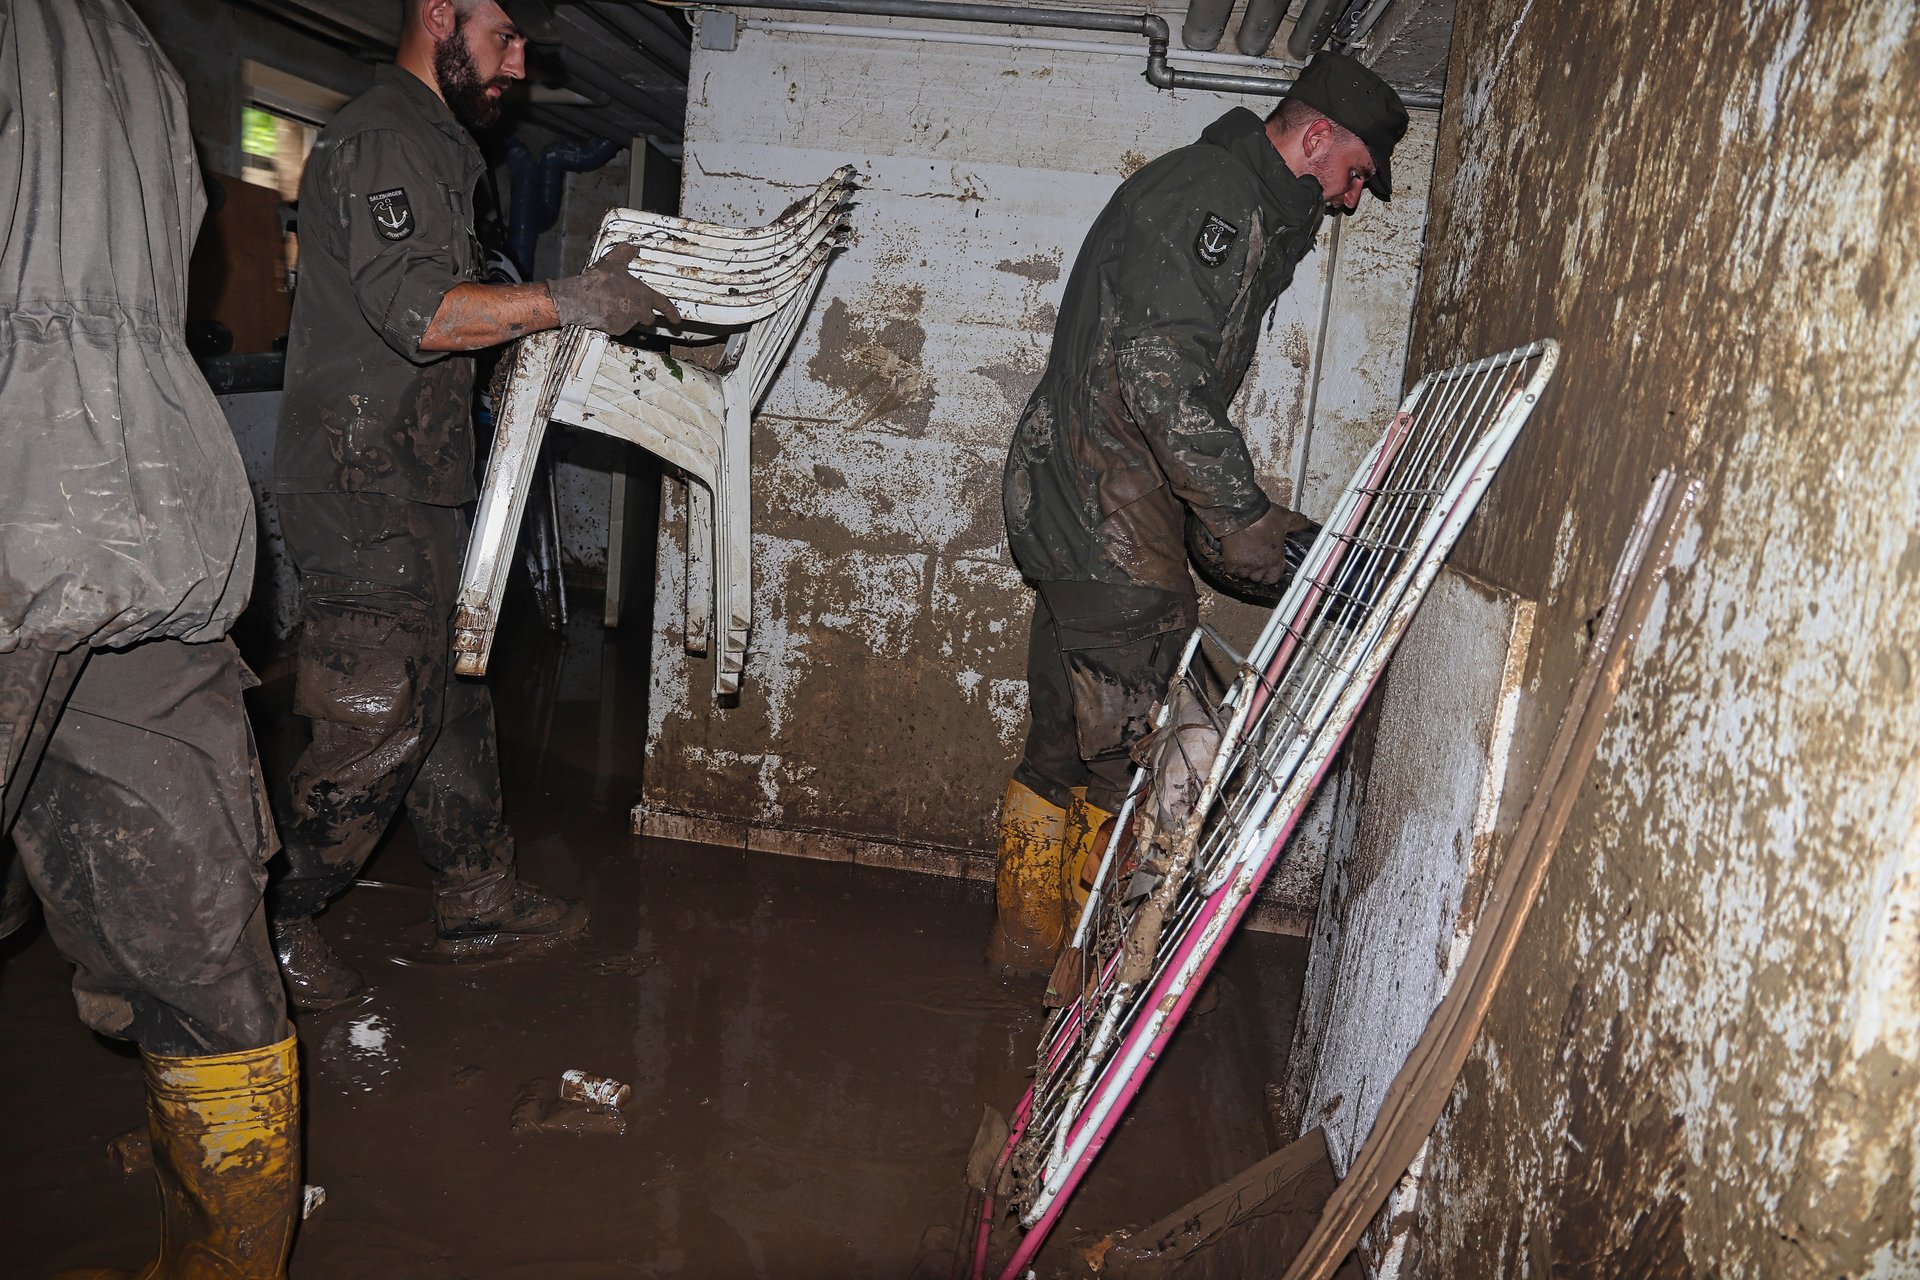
1350, 2, 1919, 1273
636, 18, 1438, 913
1278, 567, 1532, 1278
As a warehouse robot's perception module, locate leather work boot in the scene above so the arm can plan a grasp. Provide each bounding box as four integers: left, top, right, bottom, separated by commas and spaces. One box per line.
55, 1034, 301, 1280
433, 870, 589, 948
984, 779, 1070, 977
270, 915, 366, 1012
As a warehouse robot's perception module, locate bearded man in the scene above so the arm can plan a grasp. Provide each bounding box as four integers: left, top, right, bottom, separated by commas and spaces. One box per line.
271, 0, 681, 1008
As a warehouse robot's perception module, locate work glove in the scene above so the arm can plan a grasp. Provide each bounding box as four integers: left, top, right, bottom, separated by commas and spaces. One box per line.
1206, 502, 1320, 589
547, 251, 683, 335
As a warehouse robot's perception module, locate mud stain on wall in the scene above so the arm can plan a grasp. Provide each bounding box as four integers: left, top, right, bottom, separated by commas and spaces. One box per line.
808, 289, 933, 436
1396, 2, 1920, 1275
994, 252, 1061, 284
644, 32, 1440, 877
1547, 1009, 1694, 1280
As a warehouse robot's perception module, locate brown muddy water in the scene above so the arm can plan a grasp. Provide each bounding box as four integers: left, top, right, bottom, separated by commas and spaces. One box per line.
0, 605, 1307, 1278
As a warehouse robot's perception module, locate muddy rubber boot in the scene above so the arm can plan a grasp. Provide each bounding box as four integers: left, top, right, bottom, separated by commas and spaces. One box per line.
55, 1034, 301, 1280
984, 779, 1070, 976
434, 870, 589, 948
270, 915, 366, 1013
1061, 789, 1116, 921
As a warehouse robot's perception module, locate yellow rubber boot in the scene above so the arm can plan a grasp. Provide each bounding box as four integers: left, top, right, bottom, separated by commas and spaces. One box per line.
985, 779, 1070, 975
1061, 790, 1116, 920
58, 1034, 301, 1280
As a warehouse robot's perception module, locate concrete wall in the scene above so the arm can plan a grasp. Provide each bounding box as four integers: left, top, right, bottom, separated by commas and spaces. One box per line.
638, 15, 1438, 914
1354, 3, 1920, 1274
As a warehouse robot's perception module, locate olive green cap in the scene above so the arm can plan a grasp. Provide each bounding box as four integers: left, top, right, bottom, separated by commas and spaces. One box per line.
1282, 50, 1409, 200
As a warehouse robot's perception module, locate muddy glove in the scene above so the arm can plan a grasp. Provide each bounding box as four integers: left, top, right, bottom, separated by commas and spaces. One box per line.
1200, 503, 1321, 593
546, 251, 683, 335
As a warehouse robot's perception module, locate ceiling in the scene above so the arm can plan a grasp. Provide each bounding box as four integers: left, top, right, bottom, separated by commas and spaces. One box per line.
233, 0, 693, 147
231, 0, 1451, 152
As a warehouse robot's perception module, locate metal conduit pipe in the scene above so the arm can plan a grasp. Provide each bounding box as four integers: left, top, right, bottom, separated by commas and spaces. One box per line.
1181, 0, 1238, 52
721, 0, 1441, 107
738, 18, 1304, 74
545, 41, 684, 133
1283, 0, 1342, 59
1232, 0, 1285, 57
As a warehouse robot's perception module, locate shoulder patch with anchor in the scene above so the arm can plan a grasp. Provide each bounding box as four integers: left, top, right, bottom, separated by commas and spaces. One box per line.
368, 187, 414, 242
1194, 212, 1238, 268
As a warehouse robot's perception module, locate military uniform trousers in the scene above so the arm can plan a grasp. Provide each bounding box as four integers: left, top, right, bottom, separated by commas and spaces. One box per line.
1014, 580, 1196, 814
270, 491, 515, 922
0, 637, 288, 1056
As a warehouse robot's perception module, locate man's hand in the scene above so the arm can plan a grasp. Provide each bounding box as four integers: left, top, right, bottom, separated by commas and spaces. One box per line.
1213, 503, 1318, 586
546, 251, 683, 335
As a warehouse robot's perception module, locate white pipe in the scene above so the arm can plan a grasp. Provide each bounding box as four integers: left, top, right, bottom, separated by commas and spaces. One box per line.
735, 15, 1309, 74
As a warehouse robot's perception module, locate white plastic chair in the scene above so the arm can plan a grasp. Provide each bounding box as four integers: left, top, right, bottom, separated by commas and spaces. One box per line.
454, 166, 857, 697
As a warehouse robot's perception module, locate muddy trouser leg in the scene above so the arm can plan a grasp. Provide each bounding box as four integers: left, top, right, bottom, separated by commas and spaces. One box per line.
270, 493, 445, 921
8, 637, 288, 1056
0, 644, 89, 940
270, 492, 514, 924
1016, 580, 1195, 815
401, 593, 519, 926
1011, 593, 1090, 812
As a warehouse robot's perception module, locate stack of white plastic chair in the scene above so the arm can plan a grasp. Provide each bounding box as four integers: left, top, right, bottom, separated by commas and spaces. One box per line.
454, 166, 858, 697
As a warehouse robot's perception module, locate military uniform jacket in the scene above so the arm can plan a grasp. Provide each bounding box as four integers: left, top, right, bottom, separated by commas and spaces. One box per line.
0, 0, 255, 652
276, 64, 486, 506
1003, 108, 1327, 610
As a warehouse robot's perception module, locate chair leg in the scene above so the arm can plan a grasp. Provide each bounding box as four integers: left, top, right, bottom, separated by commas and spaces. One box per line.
455, 330, 564, 676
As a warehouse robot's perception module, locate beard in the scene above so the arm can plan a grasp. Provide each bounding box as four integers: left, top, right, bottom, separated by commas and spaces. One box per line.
1301, 152, 1348, 207
433, 17, 509, 130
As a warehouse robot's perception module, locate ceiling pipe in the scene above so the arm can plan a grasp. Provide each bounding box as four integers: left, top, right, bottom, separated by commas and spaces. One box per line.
533, 102, 668, 147
1232, 0, 1284, 57
545, 40, 685, 132
1332, 0, 1392, 49
552, 8, 690, 97
713, 0, 1440, 107
567, 4, 692, 79
738, 17, 1305, 74
530, 84, 611, 108
1283, 0, 1343, 60
524, 105, 595, 141
587, 1, 695, 74
596, 0, 696, 50
1181, 0, 1237, 53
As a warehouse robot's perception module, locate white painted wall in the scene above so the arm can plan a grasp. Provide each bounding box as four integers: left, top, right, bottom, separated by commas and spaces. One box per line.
639, 14, 1438, 913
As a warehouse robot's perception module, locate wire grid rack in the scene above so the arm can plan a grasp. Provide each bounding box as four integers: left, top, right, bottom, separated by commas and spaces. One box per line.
972, 339, 1561, 1280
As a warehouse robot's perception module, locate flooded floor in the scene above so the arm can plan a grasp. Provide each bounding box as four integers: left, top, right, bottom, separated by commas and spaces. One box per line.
0, 602, 1308, 1278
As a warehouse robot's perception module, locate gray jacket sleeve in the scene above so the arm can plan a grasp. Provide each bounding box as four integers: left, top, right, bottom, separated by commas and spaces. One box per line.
327, 129, 463, 362
1109, 163, 1272, 539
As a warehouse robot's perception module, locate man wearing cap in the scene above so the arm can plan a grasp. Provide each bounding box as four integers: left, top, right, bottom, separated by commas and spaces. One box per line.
271, 0, 682, 1008
989, 52, 1409, 973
